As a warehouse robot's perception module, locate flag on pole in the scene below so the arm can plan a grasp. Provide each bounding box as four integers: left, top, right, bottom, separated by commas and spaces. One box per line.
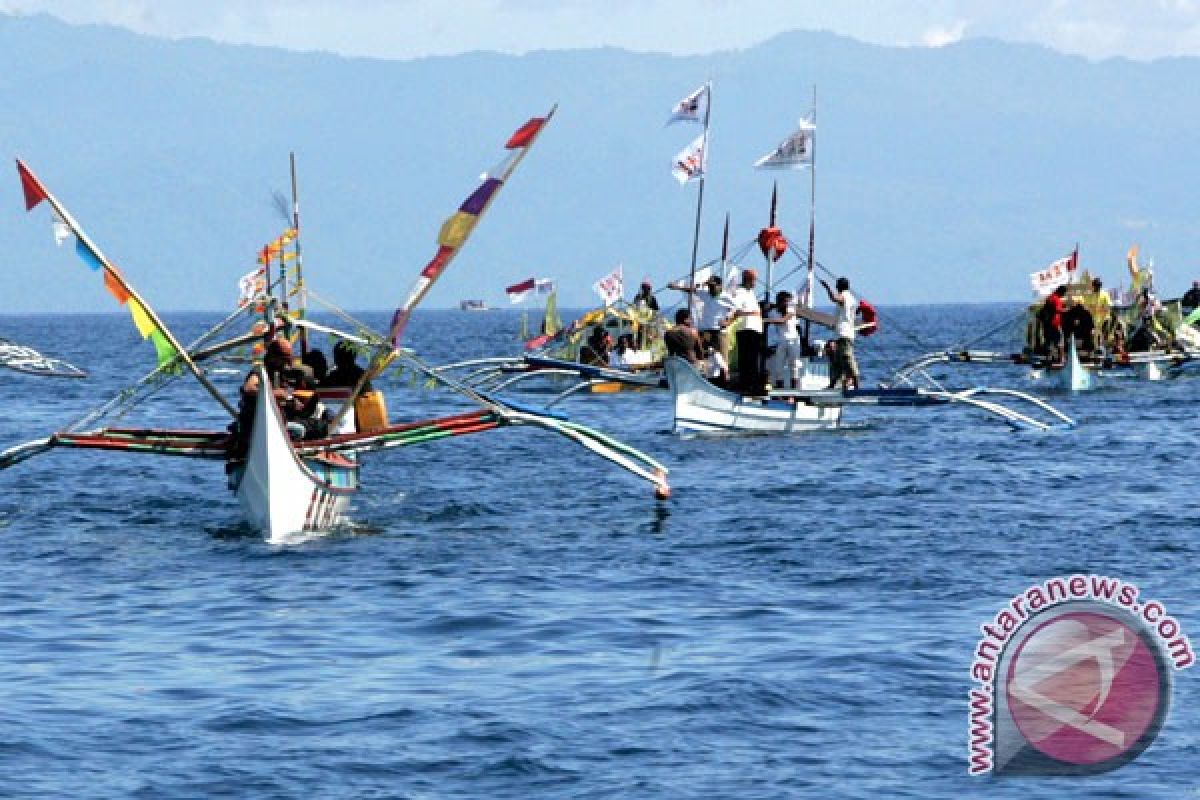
754, 118, 815, 169
1029, 248, 1079, 296
237, 266, 267, 307
388, 108, 555, 346
592, 264, 624, 306
667, 84, 709, 125
672, 134, 707, 184
506, 277, 556, 303
16, 159, 181, 368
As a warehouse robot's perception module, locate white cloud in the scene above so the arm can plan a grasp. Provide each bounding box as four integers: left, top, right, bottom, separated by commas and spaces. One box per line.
922, 21, 967, 48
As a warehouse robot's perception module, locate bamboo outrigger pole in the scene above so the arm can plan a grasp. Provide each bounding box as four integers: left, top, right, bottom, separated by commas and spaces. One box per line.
15, 160, 238, 418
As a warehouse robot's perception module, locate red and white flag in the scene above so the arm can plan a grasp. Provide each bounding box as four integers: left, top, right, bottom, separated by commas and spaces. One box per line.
506, 277, 555, 303
667, 84, 709, 125
672, 134, 707, 184
1030, 248, 1078, 296
237, 266, 266, 307
506, 277, 537, 303
592, 264, 624, 306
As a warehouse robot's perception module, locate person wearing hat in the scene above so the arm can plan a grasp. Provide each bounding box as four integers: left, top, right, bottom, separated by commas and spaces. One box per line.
727, 268, 766, 394
632, 279, 660, 313
668, 273, 733, 366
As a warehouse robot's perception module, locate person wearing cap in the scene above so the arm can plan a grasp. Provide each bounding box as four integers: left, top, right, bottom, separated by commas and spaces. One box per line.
632, 280, 660, 313
728, 268, 766, 394
1183, 280, 1200, 313
820, 276, 860, 390
236, 335, 322, 444
669, 273, 733, 366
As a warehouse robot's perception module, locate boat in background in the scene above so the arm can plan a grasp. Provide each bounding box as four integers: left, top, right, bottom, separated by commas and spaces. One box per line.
0, 336, 86, 377
665, 356, 1074, 435
459, 299, 488, 311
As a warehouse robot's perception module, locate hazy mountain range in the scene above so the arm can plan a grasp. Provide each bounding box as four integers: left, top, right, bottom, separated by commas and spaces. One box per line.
2, 12, 1199, 312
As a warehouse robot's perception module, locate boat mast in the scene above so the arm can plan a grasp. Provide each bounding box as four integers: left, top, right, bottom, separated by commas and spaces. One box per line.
686, 80, 713, 298
765, 182, 778, 302
290, 152, 307, 356
804, 85, 818, 348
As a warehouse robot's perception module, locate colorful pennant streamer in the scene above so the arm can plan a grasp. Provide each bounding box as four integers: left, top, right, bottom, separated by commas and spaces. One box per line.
388, 107, 556, 346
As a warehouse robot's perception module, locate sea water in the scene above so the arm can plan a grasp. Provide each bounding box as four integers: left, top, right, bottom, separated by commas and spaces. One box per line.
0, 307, 1195, 798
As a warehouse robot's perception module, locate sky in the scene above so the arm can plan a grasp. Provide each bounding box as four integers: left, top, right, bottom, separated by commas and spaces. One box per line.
4, 0, 1200, 62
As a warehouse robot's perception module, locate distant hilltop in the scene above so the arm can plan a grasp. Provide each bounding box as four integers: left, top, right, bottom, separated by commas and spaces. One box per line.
3, 13, 1199, 312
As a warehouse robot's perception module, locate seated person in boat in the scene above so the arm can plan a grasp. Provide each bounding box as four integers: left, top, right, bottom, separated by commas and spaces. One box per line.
579, 326, 612, 366
704, 344, 729, 387
664, 308, 705, 367
236, 337, 326, 445
764, 290, 804, 389
321, 340, 368, 389
608, 333, 636, 370
303, 347, 329, 384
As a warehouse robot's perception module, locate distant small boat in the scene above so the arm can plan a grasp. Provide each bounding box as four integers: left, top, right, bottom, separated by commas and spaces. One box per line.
460, 299, 489, 311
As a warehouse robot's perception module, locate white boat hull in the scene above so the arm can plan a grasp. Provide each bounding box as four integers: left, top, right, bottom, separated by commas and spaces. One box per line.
665, 356, 842, 434
233, 369, 358, 543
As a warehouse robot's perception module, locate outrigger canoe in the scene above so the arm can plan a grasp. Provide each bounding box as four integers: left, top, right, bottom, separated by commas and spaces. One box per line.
664, 356, 1074, 435
0, 120, 673, 542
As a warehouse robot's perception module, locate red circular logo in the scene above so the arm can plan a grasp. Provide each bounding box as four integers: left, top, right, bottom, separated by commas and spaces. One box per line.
1005, 610, 1164, 766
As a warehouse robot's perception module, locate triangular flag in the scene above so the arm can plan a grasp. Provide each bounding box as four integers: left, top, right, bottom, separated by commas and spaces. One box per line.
16, 160, 48, 211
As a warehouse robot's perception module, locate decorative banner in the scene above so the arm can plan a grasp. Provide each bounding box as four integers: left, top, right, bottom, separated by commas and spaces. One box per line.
389, 107, 556, 346
237, 266, 267, 307
16, 160, 180, 369
667, 84, 710, 125
592, 264, 624, 306
672, 133, 708, 184
754, 118, 816, 169
1030, 249, 1079, 296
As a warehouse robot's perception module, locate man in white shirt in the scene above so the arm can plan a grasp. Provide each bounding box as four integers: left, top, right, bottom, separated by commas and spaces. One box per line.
670, 274, 734, 365
728, 268, 765, 394
820, 276, 860, 390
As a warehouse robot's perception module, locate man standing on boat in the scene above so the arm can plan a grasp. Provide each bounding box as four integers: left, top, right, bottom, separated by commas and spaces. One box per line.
664, 308, 706, 366
820, 277, 860, 390
727, 268, 765, 394
1039, 285, 1068, 365
669, 274, 732, 366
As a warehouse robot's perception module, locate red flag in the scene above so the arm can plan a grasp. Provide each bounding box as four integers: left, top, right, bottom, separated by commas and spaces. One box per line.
16, 160, 48, 211
506, 117, 545, 149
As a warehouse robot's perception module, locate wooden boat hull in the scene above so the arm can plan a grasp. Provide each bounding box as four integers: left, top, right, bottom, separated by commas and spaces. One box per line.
665, 356, 842, 434
232, 369, 358, 543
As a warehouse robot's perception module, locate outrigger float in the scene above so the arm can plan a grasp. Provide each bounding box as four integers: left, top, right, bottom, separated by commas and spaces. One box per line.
665, 356, 1074, 436
0, 116, 672, 542
0, 336, 85, 377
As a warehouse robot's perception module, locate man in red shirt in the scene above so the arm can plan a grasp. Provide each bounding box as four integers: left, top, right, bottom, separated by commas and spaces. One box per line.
1040, 285, 1068, 364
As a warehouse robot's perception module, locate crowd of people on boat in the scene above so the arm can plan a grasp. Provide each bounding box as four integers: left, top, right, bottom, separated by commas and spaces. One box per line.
1033, 272, 1194, 365
230, 336, 368, 455
664, 268, 865, 395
